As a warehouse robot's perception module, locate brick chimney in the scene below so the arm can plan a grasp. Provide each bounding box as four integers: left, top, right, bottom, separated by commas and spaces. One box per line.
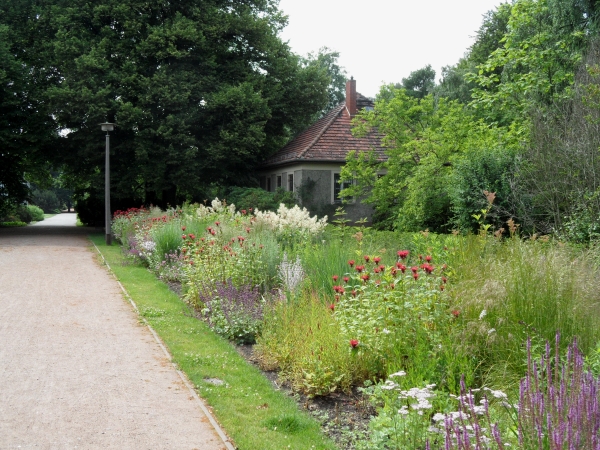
346, 77, 357, 116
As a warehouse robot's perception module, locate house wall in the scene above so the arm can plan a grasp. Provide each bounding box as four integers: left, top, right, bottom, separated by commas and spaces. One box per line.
257, 162, 376, 223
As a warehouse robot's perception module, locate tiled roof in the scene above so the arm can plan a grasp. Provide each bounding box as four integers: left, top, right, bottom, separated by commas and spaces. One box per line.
259, 94, 386, 168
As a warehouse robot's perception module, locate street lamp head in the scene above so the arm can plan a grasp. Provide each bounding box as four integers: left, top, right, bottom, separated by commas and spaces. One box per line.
100, 123, 115, 132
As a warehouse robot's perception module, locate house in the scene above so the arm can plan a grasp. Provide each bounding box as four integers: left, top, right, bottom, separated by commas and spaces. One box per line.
256, 78, 386, 222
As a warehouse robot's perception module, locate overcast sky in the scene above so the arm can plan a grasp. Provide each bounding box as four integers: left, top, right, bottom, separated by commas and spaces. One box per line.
277, 0, 506, 98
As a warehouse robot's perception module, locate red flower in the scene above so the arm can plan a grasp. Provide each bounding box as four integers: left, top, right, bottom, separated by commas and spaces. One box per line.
241, 209, 247, 215
181, 226, 186, 231
332, 275, 339, 282
355, 265, 365, 273
364, 255, 370, 263
379, 264, 386, 272
418, 254, 423, 261
215, 221, 220, 226
328, 304, 335, 311
413, 272, 419, 280
343, 276, 349, 284
349, 339, 359, 348
182, 234, 187, 239
440, 285, 445, 291
189, 234, 196, 240
373, 256, 381, 264
390, 283, 395, 290
451, 310, 460, 318
373, 267, 380, 274
189, 260, 194, 265
361, 274, 370, 282
397, 263, 406, 273
442, 276, 448, 284
348, 260, 355, 267
352, 290, 357, 297
411, 266, 418, 273
246, 227, 251, 234
397, 250, 410, 260
391, 268, 397, 276
425, 255, 432, 262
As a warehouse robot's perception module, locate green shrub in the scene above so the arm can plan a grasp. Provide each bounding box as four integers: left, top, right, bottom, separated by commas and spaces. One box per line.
31, 189, 61, 213
27, 204, 45, 221
226, 187, 296, 212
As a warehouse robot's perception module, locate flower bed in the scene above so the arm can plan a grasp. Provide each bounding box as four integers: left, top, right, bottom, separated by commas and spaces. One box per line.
112, 200, 600, 449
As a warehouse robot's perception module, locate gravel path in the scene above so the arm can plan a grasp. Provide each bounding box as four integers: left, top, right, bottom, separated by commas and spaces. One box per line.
0, 214, 230, 449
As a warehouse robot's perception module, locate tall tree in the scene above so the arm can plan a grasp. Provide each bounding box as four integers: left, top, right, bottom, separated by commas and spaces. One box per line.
302, 47, 347, 114
1, 0, 329, 213
0, 22, 56, 217
396, 65, 436, 99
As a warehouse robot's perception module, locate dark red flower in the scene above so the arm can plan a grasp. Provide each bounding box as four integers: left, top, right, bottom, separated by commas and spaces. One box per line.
355, 265, 365, 273
373, 256, 381, 264
349, 339, 359, 348
332, 275, 339, 282
378, 265, 386, 272
215, 221, 220, 226
361, 274, 370, 282
364, 255, 370, 263
348, 260, 355, 267
440, 285, 445, 291
328, 304, 335, 311
373, 267, 380, 274
397, 250, 410, 260
181, 226, 186, 231
411, 266, 418, 273
442, 276, 448, 284
182, 234, 187, 239
413, 272, 419, 281
343, 276, 349, 284
425, 255, 432, 262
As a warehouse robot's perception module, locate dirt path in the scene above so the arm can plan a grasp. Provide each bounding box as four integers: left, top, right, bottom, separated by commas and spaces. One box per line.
0, 214, 230, 449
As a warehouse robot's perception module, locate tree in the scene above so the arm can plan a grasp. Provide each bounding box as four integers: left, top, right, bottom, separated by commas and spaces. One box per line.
0, 23, 56, 218
396, 65, 436, 99
1, 0, 330, 216
303, 47, 347, 115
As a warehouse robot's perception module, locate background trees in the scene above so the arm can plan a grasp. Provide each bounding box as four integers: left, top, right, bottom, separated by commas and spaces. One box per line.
0, 0, 333, 221
341, 0, 600, 235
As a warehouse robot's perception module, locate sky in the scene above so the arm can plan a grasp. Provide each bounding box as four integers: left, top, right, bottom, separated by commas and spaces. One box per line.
277, 0, 506, 98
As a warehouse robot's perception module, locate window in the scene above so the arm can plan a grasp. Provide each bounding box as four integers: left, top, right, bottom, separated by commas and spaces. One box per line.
333, 173, 352, 204
277, 175, 282, 188
288, 174, 294, 192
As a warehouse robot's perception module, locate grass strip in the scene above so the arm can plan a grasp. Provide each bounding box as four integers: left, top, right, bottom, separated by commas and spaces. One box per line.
89, 234, 336, 450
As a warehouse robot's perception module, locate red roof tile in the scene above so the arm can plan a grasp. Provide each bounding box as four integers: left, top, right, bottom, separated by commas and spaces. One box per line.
259, 93, 386, 168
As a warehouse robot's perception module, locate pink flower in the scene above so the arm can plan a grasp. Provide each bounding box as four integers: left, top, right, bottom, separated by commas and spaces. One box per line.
349, 339, 359, 348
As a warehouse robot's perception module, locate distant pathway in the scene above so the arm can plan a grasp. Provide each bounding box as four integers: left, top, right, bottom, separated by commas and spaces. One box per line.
0, 214, 228, 449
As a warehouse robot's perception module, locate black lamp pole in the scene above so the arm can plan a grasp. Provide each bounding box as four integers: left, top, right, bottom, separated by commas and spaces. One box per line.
100, 123, 115, 245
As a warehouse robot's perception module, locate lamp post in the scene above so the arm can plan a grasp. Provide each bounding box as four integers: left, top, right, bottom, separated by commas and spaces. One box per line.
101, 123, 115, 245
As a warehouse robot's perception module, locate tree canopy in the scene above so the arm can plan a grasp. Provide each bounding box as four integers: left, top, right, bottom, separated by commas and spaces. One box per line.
0, 0, 331, 216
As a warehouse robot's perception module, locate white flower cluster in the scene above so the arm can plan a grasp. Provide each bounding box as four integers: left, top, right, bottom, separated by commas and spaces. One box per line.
196, 198, 237, 219
278, 253, 305, 292
254, 204, 327, 235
